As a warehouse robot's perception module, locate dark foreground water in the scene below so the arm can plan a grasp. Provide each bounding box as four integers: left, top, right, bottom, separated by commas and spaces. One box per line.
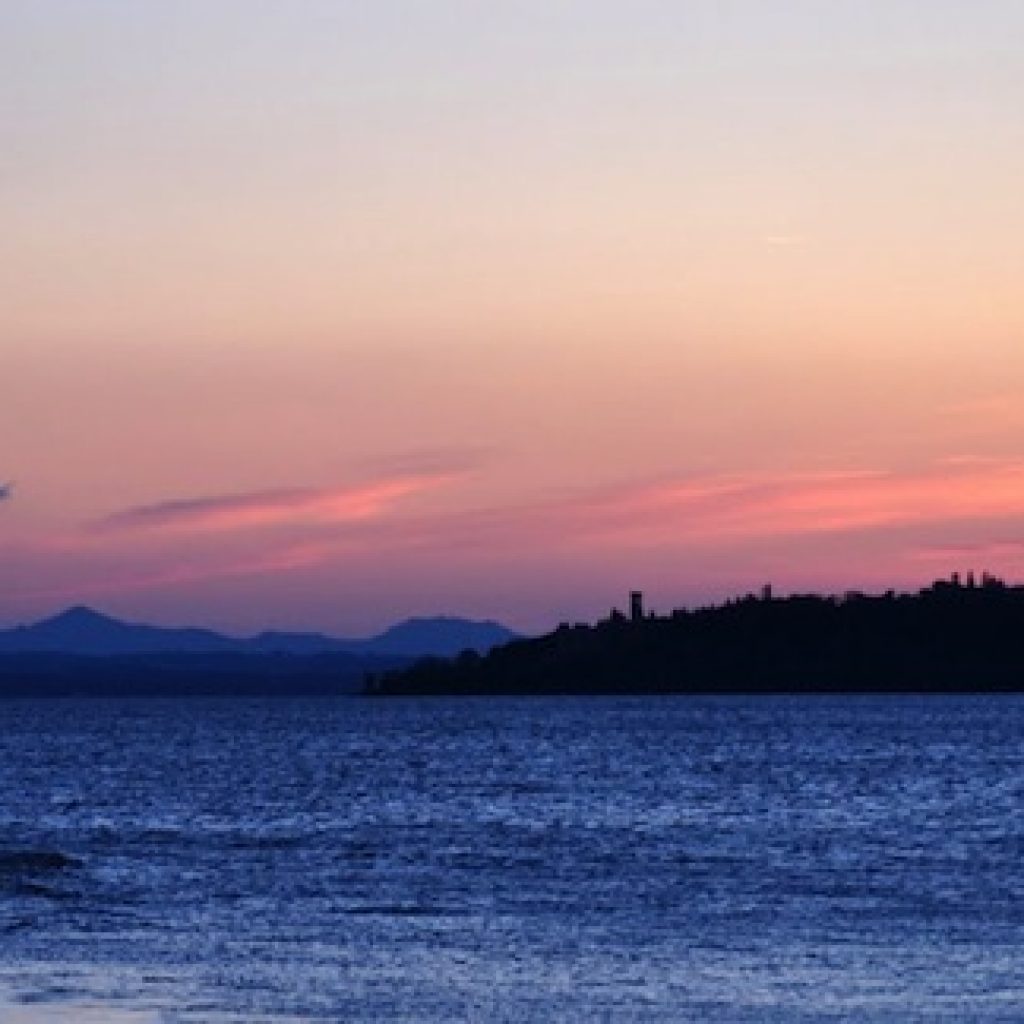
0, 696, 1021, 1023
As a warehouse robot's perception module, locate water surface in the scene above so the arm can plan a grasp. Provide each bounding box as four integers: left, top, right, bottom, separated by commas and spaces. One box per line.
1, 695, 1021, 1021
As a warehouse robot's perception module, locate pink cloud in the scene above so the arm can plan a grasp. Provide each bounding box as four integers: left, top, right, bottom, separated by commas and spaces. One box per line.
10, 457, 1024, 629
192, 459, 1024, 561
93, 471, 462, 535
74, 458, 1024, 573
544, 461, 1024, 548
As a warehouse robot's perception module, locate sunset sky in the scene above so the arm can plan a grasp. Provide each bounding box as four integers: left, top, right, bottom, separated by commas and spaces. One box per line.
3, 2, 1023, 634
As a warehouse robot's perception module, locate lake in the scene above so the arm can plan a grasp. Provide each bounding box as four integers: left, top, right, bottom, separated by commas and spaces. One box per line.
1, 695, 1022, 1021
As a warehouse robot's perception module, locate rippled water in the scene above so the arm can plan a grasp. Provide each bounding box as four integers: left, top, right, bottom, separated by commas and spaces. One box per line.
0, 695, 1022, 1022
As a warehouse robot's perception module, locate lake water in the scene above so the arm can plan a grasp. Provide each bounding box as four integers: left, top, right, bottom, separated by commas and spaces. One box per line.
0, 695, 1021, 1022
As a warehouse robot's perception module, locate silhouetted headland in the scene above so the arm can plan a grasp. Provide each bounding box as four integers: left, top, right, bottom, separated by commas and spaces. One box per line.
371, 574, 1024, 696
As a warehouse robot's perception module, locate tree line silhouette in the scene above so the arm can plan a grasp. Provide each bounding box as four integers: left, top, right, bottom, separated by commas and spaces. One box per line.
370, 574, 1024, 696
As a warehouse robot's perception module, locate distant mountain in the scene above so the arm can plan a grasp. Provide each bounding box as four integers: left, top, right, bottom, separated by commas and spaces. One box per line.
0, 607, 519, 659
354, 617, 518, 658
247, 630, 350, 655
0, 607, 236, 655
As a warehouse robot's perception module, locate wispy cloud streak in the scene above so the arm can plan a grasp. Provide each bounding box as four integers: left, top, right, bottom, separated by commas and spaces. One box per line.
9, 459, 1024, 624
79, 458, 1024, 561
94, 471, 461, 535
549, 461, 1024, 547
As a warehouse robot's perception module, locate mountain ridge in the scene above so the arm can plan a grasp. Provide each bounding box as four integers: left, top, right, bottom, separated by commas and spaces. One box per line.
0, 607, 518, 658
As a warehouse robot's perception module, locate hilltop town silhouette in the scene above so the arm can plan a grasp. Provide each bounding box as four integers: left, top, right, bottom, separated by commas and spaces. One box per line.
372, 574, 1024, 696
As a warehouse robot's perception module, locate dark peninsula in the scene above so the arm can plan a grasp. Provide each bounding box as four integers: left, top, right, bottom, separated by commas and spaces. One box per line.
371, 574, 1024, 696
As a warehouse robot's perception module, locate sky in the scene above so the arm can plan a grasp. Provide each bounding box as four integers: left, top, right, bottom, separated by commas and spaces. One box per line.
2, 1, 1023, 634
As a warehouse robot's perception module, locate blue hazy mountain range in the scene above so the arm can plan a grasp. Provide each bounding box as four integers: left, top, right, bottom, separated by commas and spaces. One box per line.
0, 606, 518, 658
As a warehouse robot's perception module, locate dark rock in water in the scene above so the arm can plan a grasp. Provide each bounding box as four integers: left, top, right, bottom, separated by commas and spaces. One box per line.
0, 849, 80, 874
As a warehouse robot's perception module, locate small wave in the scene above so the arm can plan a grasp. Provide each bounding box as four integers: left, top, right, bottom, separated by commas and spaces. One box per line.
342, 903, 462, 918
0, 916, 36, 934
14, 881, 76, 901
338, 840, 379, 863
225, 834, 307, 851
137, 828, 186, 845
